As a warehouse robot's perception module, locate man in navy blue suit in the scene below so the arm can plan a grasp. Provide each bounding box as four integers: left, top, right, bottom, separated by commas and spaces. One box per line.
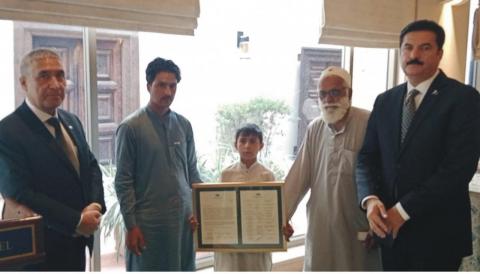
356, 20, 480, 270
0, 48, 105, 270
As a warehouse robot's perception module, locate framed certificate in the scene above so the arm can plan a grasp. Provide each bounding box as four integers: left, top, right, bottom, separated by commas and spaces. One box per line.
192, 181, 286, 252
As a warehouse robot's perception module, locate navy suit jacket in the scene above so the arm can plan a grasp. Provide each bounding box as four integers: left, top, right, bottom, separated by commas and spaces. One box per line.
356, 71, 480, 258
0, 102, 105, 257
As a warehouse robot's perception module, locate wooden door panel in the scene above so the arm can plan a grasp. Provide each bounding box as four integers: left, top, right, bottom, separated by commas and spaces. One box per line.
15, 22, 139, 165
31, 36, 85, 123
97, 40, 122, 164
296, 48, 342, 153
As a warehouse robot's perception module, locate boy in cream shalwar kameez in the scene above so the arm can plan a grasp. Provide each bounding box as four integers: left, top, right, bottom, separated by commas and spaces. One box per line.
214, 124, 275, 271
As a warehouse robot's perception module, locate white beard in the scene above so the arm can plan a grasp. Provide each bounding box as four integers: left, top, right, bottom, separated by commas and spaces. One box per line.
319, 96, 351, 124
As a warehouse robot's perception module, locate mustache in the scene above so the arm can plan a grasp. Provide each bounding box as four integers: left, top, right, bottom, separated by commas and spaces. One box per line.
321, 103, 341, 108
407, 59, 424, 66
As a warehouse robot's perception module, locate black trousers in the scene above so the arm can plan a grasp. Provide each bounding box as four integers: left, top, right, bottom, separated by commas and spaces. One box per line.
24, 229, 88, 271
381, 242, 463, 271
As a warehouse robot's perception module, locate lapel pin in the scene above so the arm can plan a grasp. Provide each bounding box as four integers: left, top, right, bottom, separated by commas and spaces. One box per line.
68, 125, 73, 129
432, 90, 439, 95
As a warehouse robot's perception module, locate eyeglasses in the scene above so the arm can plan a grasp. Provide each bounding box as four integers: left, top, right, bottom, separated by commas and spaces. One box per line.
318, 88, 347, 99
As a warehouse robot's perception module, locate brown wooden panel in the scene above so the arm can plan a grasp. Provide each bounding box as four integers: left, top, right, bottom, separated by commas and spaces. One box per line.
296, 48, 342, 153
98, 132, 115, 165
14, 22, 139, 165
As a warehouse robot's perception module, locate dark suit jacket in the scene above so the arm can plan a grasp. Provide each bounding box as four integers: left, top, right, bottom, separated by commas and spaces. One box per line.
0, 102, 105, 268
356, 71, 480, 259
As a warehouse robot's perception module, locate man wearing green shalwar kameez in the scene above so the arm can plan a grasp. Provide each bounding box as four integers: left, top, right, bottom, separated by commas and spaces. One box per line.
115, 57, 202, 271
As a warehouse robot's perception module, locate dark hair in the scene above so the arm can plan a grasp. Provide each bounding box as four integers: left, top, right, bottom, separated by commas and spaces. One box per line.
399, 20, 445, 49
145, 57, 181, 85
235, 124, 263, 144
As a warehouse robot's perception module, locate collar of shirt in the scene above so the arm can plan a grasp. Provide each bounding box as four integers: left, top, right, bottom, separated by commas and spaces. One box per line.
25, 98, 58, 122
239, 161, 259, 171
406, 69, 439, 107
146, 106, 171, 126
327, 123, 346, 135
25, 99, 78, 157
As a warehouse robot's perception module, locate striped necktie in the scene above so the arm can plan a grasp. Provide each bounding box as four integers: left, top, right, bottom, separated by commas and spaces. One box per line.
401, 89, 420, 143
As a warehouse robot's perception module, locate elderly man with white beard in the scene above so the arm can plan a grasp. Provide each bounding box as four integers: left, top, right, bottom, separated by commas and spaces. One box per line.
284, 66, 381, 271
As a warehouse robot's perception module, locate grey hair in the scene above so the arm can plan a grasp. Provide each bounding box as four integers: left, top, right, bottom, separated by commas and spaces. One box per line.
20, 48, 61, 77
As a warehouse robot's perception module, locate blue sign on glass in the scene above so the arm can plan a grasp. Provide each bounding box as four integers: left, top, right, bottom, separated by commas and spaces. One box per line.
0, 226, 33, 259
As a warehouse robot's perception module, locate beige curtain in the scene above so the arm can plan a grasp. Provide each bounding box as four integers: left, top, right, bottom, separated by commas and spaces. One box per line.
319, 0, 418, 48
0, 0, 200, 35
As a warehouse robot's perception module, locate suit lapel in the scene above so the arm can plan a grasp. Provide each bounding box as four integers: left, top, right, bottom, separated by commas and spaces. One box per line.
58, 111, 88, 200
17, 103, 81, 178
399, 71, 447, 155
391, 84, 407, 153
17, 102, 55, 143
58, 111, 83, 177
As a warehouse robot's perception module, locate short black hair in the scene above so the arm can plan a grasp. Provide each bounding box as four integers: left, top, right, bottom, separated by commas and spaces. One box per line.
146, 57, 181, 85
400, 20, 445, 49
235, 123, 263, 144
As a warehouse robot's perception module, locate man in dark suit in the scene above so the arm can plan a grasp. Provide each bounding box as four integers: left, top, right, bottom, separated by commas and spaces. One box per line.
0, 48, 105, 270
356, 20, 480, 270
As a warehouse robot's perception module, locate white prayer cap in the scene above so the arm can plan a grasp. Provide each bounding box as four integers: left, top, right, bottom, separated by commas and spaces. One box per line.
318, 66, 351, 88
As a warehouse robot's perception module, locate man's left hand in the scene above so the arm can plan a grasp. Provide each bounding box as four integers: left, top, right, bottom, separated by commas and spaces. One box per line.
283, 223, 294, 242
82, 203, 102, 213
77, 210, 102, 236
386, 207, 405, 239
189, 215, 198, 232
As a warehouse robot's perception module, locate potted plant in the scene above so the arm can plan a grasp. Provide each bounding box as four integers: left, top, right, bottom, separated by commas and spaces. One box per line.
99, 164, 126, 260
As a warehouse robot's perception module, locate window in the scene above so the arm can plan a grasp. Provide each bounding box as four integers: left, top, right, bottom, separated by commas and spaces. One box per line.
0, 0, 400, 271
351, 47, 390, 110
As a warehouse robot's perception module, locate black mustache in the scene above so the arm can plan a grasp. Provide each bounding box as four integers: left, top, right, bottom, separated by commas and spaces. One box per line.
407, 59, 424, 65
